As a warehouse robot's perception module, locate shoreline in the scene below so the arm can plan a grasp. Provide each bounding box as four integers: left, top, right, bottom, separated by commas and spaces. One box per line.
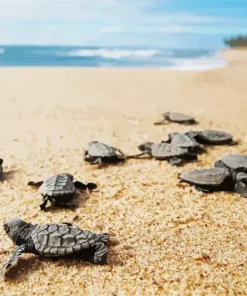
0, 46, 240, 71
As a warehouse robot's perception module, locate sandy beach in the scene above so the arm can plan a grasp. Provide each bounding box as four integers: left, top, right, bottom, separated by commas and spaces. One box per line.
1, 49, 247, 295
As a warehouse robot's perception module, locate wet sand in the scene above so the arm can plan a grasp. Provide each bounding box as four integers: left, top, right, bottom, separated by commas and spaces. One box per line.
0, 49, 247, 295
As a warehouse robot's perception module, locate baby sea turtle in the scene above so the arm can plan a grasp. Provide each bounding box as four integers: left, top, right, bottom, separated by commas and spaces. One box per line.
179, 167, 233, 192
28, 173, 97, 210
214, 154, 247, 178
84, 141, 126, 165
191, 130, 236, 145
234, 172, 247, 198
0, 159, 3, 180
214, 154, 247, 198
134, 142, 197, 166
162, 133, 203, 154
154, 112, 197, 125
1, 218, 110, 278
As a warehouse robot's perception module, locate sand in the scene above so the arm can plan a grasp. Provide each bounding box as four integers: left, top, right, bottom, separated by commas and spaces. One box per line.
0, 49, 247, 295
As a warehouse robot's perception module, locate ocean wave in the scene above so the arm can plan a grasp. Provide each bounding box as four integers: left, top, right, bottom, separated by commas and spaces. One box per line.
166, 54, 226, 71
0, 48, 5, 55
56, 49, 160, 59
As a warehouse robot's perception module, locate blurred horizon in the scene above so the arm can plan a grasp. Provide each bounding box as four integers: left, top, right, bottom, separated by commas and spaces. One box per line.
0, 0, 247, 49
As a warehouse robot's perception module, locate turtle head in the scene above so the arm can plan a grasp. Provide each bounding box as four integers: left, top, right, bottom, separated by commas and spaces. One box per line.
138, 142, 153, 152
3, 218, 29, 245
0, 159, 3, 165
88, 141, 98, 147
63, 173, 73, 181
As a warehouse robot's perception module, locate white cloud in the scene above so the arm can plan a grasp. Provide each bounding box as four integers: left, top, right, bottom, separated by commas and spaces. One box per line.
0, 0, 230, 24
0, 0, 243, 46
0, 0, 145, 20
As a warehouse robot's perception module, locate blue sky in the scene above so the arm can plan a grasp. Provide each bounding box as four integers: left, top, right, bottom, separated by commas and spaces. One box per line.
0, 0, 246, 48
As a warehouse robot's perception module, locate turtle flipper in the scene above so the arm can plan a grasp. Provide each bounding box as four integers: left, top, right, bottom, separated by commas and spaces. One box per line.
195, 185, 211, 193
229, 140, 238, 146
1, 244, 27, 278
51, 200, 76, 208
74, 181, 87, 190
87, 183, 97, 190
28, 181, 44, 187
91, 158, 102, 165
153, 120, 166, 125
92, 242, 108, 265
74, 181, 97, 190
169, 157, 184, 166
132, 151, 152, 159
83, 150, 89, 160
62, 222, 73, 226
116, 149, 125, 157
40, 196, 49, 210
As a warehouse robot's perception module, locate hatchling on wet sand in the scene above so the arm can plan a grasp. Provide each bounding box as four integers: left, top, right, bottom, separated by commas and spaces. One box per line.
28, 173, 97, 210
1, 218, 110, 278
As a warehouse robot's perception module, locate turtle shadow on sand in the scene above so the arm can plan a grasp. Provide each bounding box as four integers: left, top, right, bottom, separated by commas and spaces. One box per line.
88, 158, 127, 169
2, 256, 38, 282
41, 191, 94, 213
3, 251, 121, 282
0, 169, 19, 182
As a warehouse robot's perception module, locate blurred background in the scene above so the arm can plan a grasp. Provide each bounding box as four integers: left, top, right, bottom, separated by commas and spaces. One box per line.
0, 0, 246, 69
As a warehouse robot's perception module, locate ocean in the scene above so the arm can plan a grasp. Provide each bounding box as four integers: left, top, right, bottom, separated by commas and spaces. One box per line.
0, 46, 227, 70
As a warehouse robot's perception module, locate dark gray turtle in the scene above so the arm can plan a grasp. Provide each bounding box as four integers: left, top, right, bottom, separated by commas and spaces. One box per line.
214, 154, 247, 198
28, 173, 97, 210
0, 159, 3, 180
162, 133, 203, 154
234, 172, 247, 198
214, 154, 247, 179
1, 218, 110, 278
179, 167, 233, 192
154, 112, 197, 125
134, 142, 197, 166
191, 130, 237, 145
84, 141, 126, 165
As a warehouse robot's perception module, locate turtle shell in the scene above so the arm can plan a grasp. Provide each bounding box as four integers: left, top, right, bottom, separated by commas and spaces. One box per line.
214, 154, 247, 175
164, 112, 195, 123
88, 141, 119, 157
179, 168, 230, 186
194, 130, 233, 145
31, 223, 109, 256
38, 173, 75, 197
169, 133, 200, 148
151, 143, 189, 158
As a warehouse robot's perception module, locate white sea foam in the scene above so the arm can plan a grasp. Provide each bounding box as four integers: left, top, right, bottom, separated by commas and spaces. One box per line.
167, 54, 227, 71
0, 48, 5, 55
56, 49, 160, 59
